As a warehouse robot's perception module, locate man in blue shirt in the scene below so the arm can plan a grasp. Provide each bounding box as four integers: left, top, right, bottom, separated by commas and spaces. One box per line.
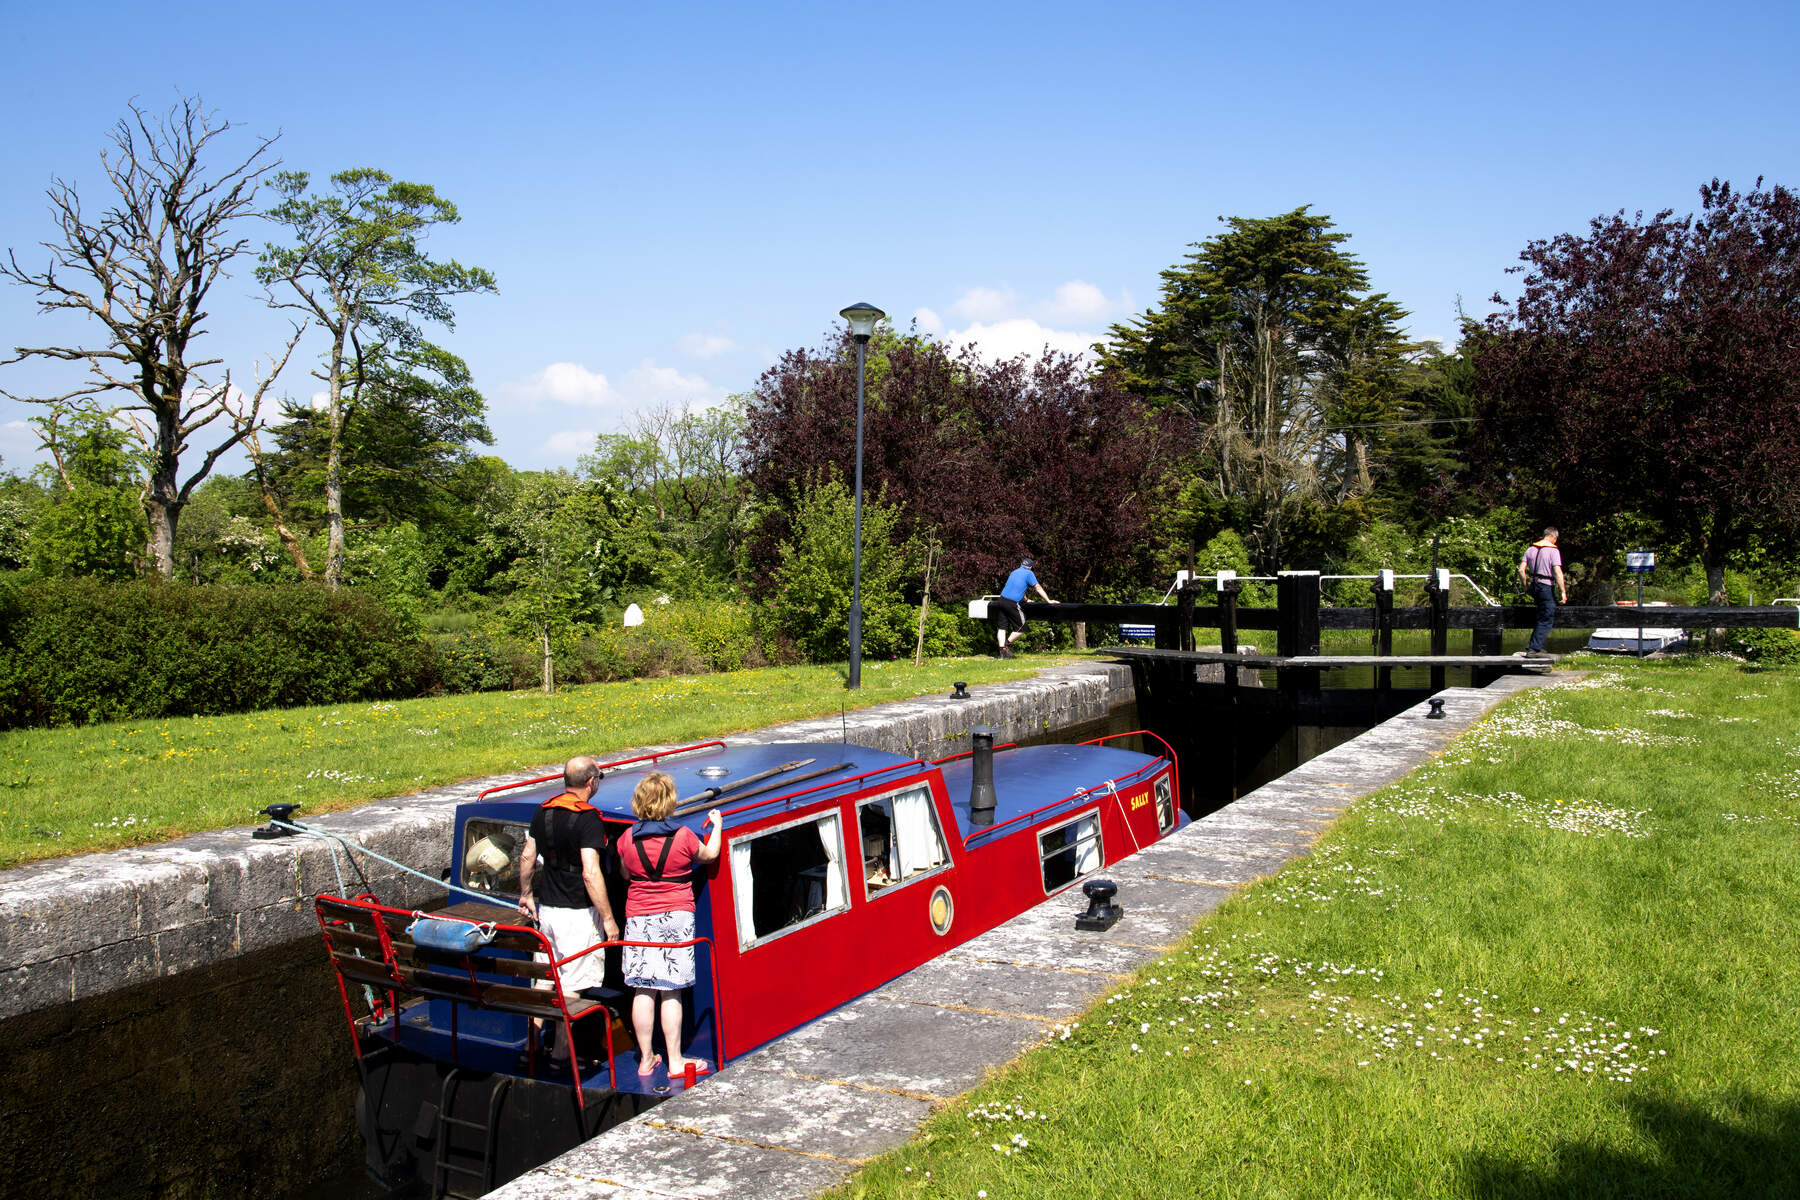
992, 556, 1053, 658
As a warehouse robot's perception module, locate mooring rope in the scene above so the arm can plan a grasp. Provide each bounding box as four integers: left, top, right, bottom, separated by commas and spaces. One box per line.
269, 817, 508, 906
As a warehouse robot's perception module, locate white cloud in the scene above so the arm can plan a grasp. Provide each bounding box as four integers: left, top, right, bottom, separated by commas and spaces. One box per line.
541, 429, 599, 458
950, 285, 1018, 322
941, 318, 1103, 364
500, 359, 726, 430
1039, 280, 1113, 323
920, 281, 1131, 364
678, 332, 736, 359
533, 362, 618, 408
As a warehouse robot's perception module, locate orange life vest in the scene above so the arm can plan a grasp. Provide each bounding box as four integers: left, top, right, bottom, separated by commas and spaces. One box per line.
540, 790, 598, 814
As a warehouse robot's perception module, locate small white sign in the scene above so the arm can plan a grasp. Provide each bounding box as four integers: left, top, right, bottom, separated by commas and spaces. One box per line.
1626, 551, 1655, 573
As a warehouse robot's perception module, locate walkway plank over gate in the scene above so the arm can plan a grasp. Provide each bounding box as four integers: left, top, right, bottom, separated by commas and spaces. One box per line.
1102, 646, 1555, 671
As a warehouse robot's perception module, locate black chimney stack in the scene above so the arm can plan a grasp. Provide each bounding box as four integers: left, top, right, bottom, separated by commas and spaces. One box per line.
969, 725, 996, 826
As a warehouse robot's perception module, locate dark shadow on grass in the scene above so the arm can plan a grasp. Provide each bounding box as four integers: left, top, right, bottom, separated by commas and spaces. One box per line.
1461, 1092, 1800, 1200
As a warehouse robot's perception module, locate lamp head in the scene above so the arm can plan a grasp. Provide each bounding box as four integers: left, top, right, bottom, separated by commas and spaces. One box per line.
839, 302, 886, 342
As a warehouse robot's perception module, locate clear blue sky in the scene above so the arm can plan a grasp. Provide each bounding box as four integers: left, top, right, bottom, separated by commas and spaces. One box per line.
2, 0, 1795, 474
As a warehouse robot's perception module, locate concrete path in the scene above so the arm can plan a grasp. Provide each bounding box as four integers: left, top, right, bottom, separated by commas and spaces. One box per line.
487, 674, 1559, 1200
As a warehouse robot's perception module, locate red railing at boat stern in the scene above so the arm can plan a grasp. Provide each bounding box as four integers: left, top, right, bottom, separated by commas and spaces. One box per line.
313, 895, 726, 1102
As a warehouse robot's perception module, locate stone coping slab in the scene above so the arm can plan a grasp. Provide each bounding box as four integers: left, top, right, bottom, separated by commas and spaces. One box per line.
0, 663, 1130, 1021
486, 673, 1568, 1200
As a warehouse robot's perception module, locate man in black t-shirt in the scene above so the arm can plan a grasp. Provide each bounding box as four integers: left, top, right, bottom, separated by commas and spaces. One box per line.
518, 756, 619, 999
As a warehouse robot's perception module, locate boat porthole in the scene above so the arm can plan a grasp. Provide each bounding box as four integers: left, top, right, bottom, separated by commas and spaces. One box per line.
929, 886, 954, 936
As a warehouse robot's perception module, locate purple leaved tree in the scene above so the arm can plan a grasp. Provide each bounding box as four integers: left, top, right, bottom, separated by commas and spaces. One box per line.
1473, 180, 1800, 602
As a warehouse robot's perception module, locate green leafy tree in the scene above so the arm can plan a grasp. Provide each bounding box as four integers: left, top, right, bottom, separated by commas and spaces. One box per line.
1371, 335, 1483, 526
263, 342, 492, 528
1102, 208, 1408, 570
29, 410, 146, 580
484, 470, 650, 692
582, 397, 752, 594
766, 472, 918, 664
259, 168, 497, 587
0, 472, 44, 571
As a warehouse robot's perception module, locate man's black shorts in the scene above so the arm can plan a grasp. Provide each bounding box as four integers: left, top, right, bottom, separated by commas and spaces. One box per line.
991, 597, 1025, 633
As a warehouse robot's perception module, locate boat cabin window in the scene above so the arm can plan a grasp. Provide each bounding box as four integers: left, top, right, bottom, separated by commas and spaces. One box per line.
1155, 774, 1176, 833
729, 811, 851, 951
858, 784, 949, 897
1039, 811, 1102, 894
462, 819, 528, 895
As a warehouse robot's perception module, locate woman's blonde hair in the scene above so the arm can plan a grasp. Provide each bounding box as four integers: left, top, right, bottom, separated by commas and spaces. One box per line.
631, 771, 678, 821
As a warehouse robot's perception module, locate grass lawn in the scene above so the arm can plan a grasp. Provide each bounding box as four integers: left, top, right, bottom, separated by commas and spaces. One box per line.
0, 655, 1068, 870
827, 655, 1800, 1199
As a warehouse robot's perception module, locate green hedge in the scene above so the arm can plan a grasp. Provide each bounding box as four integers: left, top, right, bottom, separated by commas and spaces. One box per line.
0, 578, 431, 729
1724, 627, 1800, 666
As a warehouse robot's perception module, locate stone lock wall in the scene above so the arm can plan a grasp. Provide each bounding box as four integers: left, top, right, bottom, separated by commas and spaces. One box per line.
0, 663, 1132, 1022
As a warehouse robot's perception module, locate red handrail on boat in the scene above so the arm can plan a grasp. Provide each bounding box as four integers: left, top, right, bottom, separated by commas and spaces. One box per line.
1080, 728, 1181, 812
929, 741, 1019, 764
475, 740, 730, 802
964, 756, 1168, 846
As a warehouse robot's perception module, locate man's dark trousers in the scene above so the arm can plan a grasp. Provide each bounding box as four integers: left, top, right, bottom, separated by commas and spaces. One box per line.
1527, 581, 1557, 652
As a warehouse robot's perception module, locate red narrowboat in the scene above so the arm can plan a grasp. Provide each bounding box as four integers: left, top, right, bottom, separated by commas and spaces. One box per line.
315, 726, 1182, 1196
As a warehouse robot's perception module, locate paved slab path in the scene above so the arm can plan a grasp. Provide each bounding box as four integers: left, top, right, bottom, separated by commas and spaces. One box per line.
488, 674, 1560, 1200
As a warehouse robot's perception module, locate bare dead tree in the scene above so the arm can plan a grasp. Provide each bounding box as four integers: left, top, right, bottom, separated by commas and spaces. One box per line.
0, 95, 282, 576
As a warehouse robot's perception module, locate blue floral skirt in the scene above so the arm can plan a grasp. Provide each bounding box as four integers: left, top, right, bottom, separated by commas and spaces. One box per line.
622, 910, 696, 990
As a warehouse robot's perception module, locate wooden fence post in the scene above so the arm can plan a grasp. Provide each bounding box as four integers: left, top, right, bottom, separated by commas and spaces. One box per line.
1427, 568, 1449, 692
1278, 571, 1322, 703
1218, 573, 1241, 687
1375, 569, 1394, 694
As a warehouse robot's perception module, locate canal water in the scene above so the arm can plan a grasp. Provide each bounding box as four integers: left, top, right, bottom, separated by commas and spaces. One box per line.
8, 683, 1422, 1200
0, 933, 373, 1200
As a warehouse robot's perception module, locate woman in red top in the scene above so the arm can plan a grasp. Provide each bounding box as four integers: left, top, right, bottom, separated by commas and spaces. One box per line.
615, 772, 722, 1077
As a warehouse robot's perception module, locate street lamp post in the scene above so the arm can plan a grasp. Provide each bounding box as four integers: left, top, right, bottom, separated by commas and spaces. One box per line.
839, 301, 885, 689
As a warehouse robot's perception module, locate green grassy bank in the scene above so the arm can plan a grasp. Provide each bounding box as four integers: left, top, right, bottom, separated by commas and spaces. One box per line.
0, 656, 1061, 870
830, 656, 1800, 1199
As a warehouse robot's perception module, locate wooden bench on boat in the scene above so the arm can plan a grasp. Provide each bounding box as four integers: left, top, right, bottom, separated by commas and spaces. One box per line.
314, 895, 625, 1101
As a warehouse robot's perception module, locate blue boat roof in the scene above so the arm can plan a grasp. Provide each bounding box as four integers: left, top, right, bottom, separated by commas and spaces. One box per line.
938, 743, 1162, 838
463, 740, 1165, 842
469, 741, 924, 835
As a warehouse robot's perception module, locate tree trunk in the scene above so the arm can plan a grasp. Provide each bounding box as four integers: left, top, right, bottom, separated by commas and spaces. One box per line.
144, 493, 177, 578
142, 389, 185, 578
324, 434, 345, 587
1074, 620, 1087, 651
253, 475, 313, 579
541, 629, 555, 695
324, 330, 349, 588
913, 540, 935, 666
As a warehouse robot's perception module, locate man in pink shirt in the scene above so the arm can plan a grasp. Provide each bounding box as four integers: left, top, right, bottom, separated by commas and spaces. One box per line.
1518, 526, 1567, 655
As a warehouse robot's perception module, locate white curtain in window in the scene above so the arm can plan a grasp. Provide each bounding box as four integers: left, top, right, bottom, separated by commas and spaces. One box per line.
892, 788, 945, 877
816, 815, 846, 911
1075, 815, 1101, 874
730, 840, 756, 948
